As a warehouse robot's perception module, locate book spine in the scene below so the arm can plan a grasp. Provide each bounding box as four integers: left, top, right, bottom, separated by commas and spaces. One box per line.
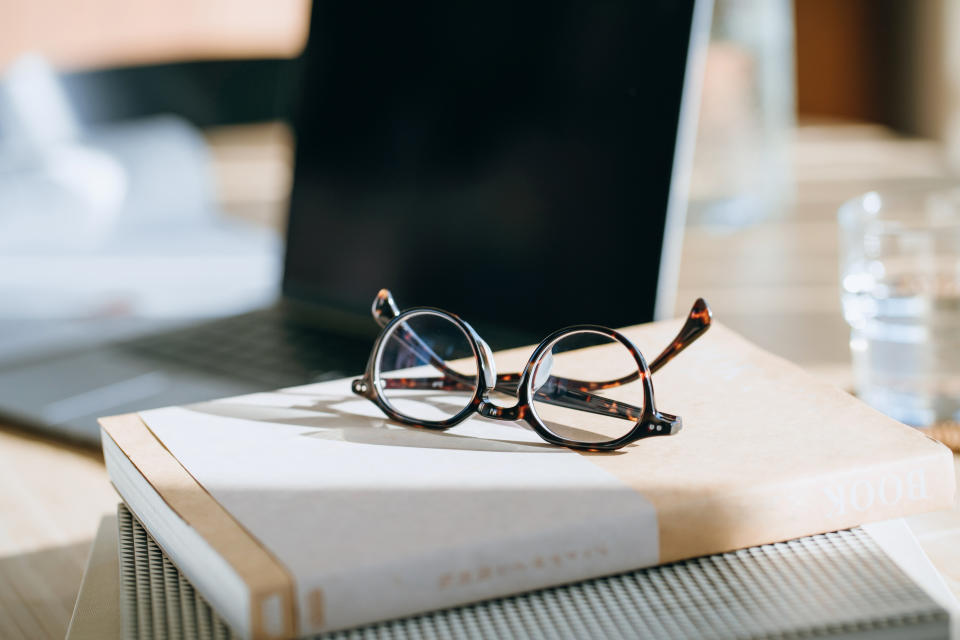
653, 447, 957, 565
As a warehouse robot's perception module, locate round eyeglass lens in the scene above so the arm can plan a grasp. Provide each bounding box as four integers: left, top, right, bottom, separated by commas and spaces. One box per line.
376, 312, 479, 423
529, 330, 645, 445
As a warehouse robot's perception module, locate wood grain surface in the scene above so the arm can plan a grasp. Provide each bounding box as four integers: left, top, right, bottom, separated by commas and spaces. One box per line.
1, 123, 959, 639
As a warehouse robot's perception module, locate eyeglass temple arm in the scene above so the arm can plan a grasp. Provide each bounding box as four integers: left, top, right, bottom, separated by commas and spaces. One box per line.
526, 299, 710, 421
376, 291, 711, 384
371, 291, 643, 421
372, 289, 629, 409
369, 291, 710, 421
373, 289, 478, 388
647, 298, 712, 374
495, 298, 712, 392
381, 375, 645, 422
372, 288, 401, 328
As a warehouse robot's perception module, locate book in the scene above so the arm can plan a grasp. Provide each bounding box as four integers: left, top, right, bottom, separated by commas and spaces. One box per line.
69, 505, 957, 639
99, 320, 957, 639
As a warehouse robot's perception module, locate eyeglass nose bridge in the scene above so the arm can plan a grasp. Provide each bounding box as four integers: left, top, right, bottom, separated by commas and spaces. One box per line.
477, 401, 525, 421
474, 335, 498, 395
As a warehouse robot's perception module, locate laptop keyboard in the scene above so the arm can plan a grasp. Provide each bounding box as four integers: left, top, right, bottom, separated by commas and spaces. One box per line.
121, 307, 372, 390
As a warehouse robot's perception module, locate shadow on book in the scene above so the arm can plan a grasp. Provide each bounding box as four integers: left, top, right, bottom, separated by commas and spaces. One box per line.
183, 392, 625, 454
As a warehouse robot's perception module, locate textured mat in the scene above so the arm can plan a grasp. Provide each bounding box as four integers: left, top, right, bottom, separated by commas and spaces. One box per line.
117, 504, 949, 640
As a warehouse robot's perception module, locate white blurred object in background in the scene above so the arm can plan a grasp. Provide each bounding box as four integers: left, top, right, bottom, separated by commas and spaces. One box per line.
0, 54, 280, 322
686, 0, 796, 230
0, 55, 126, 249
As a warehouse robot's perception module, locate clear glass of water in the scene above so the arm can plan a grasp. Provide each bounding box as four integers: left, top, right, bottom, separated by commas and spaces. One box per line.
839, 190, 960, 426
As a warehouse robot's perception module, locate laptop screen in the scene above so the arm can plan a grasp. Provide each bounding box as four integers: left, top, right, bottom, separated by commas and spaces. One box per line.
284, 1, 701, 346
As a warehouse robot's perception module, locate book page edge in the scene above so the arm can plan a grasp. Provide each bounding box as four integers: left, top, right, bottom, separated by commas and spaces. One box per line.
98, 413, 297, 640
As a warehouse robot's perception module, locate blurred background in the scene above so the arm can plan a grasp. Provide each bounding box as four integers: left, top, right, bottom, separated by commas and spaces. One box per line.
0, 0, 308, 339
3, 0, 960, 414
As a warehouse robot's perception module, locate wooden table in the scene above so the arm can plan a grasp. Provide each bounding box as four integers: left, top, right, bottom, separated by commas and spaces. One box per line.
2, 123, 959, 639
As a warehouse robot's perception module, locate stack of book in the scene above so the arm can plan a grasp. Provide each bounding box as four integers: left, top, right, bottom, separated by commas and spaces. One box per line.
75, 319, 958, 639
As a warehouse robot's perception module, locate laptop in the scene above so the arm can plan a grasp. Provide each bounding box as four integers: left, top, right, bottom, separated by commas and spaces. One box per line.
0, 0, 710, 444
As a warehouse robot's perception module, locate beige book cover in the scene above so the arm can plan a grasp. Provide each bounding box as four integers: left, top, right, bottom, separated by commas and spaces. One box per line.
99, 319, 956, 639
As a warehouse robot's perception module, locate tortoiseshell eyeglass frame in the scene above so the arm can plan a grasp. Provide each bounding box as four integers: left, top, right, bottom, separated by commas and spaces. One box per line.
351, 289, 712, 452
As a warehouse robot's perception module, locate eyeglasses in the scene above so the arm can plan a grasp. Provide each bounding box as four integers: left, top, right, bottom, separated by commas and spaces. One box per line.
351, 290, 712, 451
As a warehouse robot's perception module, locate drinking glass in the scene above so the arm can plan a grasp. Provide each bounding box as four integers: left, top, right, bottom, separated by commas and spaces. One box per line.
839, 190, 960, 426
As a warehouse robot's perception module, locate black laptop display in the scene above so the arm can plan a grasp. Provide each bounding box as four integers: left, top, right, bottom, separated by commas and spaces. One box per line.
285, 1, 703, 340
